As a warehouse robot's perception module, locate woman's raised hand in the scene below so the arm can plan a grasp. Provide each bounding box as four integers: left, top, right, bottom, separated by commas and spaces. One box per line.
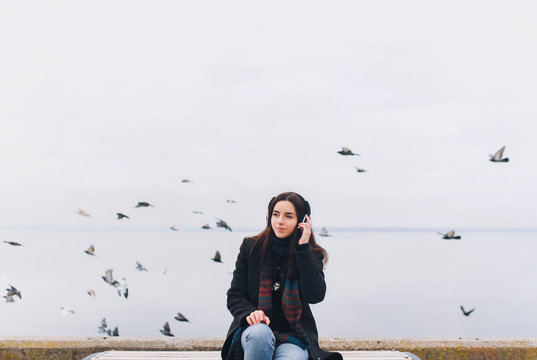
297, 214, 312, 245
246, 310, 270, 326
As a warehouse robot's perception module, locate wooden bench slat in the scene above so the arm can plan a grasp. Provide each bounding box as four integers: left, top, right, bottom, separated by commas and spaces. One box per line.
89, 350, 411, 360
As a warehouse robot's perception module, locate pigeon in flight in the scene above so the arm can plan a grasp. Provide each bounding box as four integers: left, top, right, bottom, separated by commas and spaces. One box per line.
489, 146, 509, 162
437, 230, 461, 240
84, 245, 96, 256
460, 305, 475, 316
135, 202, 154, 208
160, 322, 174, 337
181, 179, 192, 183
3, 241, 22, 246
108, 327, 119, 336
216, 219, 232, 232
174, 312, 190, 323
102, 269, 120, 287
202, 224, 211, 229
170, 225, 180, 231
212, 251, 222, 263
354, 167, 367, 173
117, 213, 130, 220
75, 208, 91, 217
6, 285, 21, 299
318, 227, 331, 237
87, 289, 97, 297
98, 318, 108, 334
60, 307, 76, 316
226, 199, 237, 204
136, 261, 148, 272
337, 147, 359, 156
192, 211, 204, 215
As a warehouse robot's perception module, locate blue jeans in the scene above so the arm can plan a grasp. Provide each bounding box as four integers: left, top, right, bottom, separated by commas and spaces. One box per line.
241, 323, 309, 360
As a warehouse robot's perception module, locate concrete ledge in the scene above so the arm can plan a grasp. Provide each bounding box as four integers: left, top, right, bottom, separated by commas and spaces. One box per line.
2, 337, 537, 360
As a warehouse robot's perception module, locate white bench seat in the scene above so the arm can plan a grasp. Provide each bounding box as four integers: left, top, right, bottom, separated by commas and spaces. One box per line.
85, 350, 413, 359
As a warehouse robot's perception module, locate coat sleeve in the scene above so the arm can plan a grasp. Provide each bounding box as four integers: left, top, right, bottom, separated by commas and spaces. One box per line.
227, 238, 257, 325
295, 243, 326, 304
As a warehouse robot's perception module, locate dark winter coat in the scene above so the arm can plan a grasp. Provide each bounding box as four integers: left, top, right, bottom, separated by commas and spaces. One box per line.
221, 237, 342, 360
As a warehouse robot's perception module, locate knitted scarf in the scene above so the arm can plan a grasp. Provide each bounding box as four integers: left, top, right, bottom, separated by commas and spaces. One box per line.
257, 236, 310, 349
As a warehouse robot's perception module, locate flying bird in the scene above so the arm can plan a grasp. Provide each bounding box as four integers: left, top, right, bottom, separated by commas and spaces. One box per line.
437, 230, 461, 240
87, 289, 97, 297
107, 327, 119, 336
489, 146, 509, 162
102, 269, 120, 287
160, 322, 174, 337
3, 241, 22, 246
202, 224, 211, 229
337, 147, 359, 156
135, 202, 154, 208
60, 307, 76, 316
136, 261, 148, 272
226, 199, 237, 204
354, 167, 367, 173
174, 312, 190, 323
192, 211, 204, 214
6, 285, 21, 299
75, 208, 91, 217
181, 179, 192, 183
98, 318, 108, 334
84, 245, 96, 256
216, 219, 232, 232
117, 213, 130, 220
170, 225, 180, 231
460, 305, 475, 317
318, 227, 331, 237
212, 251, 222, 263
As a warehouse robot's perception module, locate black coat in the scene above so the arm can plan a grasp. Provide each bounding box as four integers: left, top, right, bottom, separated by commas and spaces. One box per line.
221, 237, 342, 360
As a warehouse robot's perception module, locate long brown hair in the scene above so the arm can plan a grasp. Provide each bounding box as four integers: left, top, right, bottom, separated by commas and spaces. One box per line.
250, 192, 328, 278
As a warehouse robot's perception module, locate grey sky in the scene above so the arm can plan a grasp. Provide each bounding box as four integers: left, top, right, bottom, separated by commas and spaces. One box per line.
1, 1, 536, 230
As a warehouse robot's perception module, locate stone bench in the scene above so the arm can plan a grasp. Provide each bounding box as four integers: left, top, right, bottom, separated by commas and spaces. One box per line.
83, 350, 415, 359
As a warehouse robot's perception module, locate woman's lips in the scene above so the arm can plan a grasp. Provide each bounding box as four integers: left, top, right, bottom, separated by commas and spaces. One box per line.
276, 227, 285, 231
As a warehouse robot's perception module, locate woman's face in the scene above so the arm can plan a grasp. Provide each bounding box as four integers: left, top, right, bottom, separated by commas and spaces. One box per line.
271, 200, 298, 239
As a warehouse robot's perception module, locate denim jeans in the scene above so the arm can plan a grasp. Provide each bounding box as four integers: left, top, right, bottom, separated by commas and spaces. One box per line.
241, 323, 309, 360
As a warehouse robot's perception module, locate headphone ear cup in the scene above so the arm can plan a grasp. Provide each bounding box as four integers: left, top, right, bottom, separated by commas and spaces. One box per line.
305, 201, 311, 216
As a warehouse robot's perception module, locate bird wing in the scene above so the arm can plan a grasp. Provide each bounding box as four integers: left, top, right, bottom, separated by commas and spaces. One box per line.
164, 322, 170, 332
494, 146, 505, 160
460, 305, 466, 313
341, 147, 350, 152
102, 318, 107, 327
215, 251, 221, 261
446, 230, 455, 238
88, 245, 94, 253
467, 308, 475, 315
105, 269, 114, 282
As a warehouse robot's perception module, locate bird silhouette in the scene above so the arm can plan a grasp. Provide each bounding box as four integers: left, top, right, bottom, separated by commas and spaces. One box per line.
170, 225, 180, 231
181, 179, 192, 183
6, 285, 21, 299
136, 261, 148, 272
354, 167, 367, 173
437, 230, 461, 240
216, 219, 232, 232
489, 146, 509, 162
3, 241, 22, 246
193, 211, 204, 214
202, 224, 211, 229
102, 269, 120, 287
60, 307, 76, 316
318, 227, 331, 237
460, 305, 475, 316
87, 289, 97, 297
226, 199, 237, 204
212, 251, 222, 263
160, 322, 174, 337
98, 318, 108, 334
117, 213, 130, 220
174, 312, 190, 323
337, 147, 359, 156
75, 208, 91, 217
84, 245, 96, 256
135, 202, 154, 208
107, 327, 119, 336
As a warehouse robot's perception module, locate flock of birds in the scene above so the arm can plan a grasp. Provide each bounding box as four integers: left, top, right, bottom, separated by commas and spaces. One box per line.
337, 145, 510, 318
2, 145, 509, 334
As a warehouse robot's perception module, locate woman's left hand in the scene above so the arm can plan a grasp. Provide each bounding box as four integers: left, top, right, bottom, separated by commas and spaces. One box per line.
297, 214, 312, 245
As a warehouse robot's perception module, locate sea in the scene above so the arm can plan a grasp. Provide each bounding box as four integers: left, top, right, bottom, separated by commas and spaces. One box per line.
1, 227, 536, 338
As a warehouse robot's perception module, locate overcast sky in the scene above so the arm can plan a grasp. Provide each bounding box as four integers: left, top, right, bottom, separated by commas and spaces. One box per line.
1, 1, 536, 230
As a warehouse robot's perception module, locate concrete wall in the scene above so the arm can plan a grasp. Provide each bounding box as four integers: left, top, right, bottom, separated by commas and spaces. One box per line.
2, 337, 537, 360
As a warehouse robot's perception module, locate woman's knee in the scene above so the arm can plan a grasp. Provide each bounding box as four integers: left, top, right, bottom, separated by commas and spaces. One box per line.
241, 323, 275, 346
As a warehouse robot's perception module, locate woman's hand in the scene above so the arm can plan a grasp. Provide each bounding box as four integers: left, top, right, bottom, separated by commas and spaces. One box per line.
246, 310, 270, 326
297, 214, 312, 245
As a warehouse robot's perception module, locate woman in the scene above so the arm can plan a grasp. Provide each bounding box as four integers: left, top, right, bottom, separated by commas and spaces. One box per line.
221, 192, 342, 360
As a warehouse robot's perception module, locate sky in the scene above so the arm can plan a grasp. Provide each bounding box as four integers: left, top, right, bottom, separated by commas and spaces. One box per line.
1, 1, 537, 231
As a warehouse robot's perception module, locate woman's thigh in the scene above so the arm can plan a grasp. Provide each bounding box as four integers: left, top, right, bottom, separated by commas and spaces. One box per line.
273, 343, 309, 360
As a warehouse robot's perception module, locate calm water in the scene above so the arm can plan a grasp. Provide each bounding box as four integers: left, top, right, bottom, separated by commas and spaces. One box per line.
1, 228, 536, 338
